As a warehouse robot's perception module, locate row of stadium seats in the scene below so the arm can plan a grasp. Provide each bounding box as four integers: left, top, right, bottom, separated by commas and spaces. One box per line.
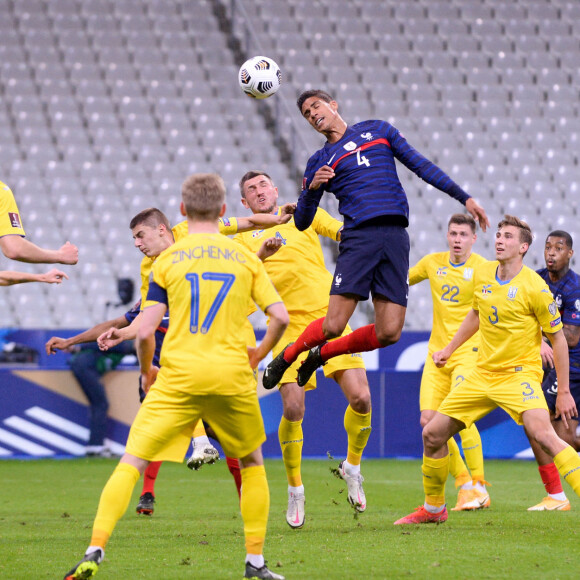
1, 0, 579, 333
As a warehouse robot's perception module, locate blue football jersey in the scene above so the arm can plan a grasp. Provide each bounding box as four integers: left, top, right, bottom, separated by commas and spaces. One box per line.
124, 300, 168, 368
537, 268, 580, 372
295, 120, 469, 231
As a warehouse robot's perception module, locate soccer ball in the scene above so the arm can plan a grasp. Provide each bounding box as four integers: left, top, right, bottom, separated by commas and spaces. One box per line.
238, 56, 282, 99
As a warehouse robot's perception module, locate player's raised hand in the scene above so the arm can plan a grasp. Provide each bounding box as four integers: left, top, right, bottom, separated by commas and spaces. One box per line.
309, 165, 335, 190
465, 198, 490, 233
554, 390, 577, 430
97, 327, 124, 350
279, 202, 296, 215
57, 241, 79, 265
40, 268, 68, 284
257, 237, 283, 261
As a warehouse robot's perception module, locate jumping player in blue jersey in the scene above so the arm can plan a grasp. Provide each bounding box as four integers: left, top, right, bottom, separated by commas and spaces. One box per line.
526, 230, 580, 511
263, 89, 490, 390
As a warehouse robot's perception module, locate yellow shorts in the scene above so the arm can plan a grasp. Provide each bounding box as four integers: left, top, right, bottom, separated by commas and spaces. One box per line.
420, 348, 478, 411
126, 378, 266, 462
438, 366, 548, 427
273, 307, 365, 391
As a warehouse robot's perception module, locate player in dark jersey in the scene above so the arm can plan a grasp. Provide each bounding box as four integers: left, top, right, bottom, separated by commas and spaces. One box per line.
527, 230, 580, 511
46, 300, 169, 514
263, 89, 490, 390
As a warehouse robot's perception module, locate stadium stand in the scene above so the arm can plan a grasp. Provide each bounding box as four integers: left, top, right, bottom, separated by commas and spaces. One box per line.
0, 0, 578, 332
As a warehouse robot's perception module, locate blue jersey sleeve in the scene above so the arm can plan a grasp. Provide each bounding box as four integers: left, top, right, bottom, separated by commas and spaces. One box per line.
387, 124, 470, 205
295, 151, 325, 231
146, 281, 168, 306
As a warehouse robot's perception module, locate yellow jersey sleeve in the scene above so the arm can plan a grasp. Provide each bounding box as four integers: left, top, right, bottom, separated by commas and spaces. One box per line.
408, 255, 430, 286
474, 263, 559, 374
0, 181, 26, 237
139, 256, 155, 308
311, 207, 342, 241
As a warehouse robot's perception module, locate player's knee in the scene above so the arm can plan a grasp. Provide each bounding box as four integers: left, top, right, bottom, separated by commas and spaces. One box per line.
348, 390, 371, 414
530, 425, 561, 455
322, 321, 345, 339
422, 424, 446, 451
374, 325, 402, 347
283, 400, 305, 421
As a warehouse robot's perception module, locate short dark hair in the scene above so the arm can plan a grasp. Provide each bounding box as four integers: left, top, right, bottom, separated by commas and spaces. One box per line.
297, 89, 334, 112
181, 173, 225, 220
239, 170, 274, 197
498, 214, 533, 248
448, 213, 476, 233
129, 207, 171, 230
546, 230, 573, 249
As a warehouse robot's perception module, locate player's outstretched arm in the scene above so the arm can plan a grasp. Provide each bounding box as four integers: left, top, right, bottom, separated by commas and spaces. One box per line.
46, 314, 129, 354
236, 210, 293, 233
247, 302, 289, 369
0, 268, 67, 287
550, 329, 576, 429
465, 198, 490, 233
0, 236, 78, 265
136, 303, 165, 393
97, 311, 142, 350
433, 308, 479, 367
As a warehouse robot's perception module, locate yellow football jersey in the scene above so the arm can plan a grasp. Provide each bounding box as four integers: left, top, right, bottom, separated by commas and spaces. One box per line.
409, 251, 488, 354
234, 207, 342, 313
0, 180, 26, 238
473, 261, 563, 374
140, 217, 240, 307
145, 232, 282, 395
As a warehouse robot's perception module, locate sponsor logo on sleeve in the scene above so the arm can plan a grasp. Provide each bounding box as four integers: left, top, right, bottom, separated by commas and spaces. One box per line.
221, 217, 231, 227
550, 317, 562, 327
8, 212, 22, 228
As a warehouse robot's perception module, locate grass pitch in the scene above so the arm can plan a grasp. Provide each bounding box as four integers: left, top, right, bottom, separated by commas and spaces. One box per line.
1, 458, 578, 579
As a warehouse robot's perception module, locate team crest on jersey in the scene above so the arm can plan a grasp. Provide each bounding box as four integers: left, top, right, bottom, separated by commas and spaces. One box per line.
334, 273, 342, 287
436, 267, 448, 277
507, 286, 518, 301
8, 212, 21, 228
555, 295, 563, 308
575, 299, 580, 311
548, 301, 558, 316
343, 141, 357, 151
482, 285, 492, 295
252, 229, 265, 238
463, 268, 473, 280
275, 231, 287, 245
361, 132, 373, 141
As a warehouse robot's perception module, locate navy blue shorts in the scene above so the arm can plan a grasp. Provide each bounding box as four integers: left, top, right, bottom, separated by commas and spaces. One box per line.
330, 219, 410, 306
541, 368, 580, 420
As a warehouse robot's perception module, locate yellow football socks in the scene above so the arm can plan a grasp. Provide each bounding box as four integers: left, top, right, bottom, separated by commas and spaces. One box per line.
344, 405, 372, 466
241, 465, 269, 555
459, 423, 484, 482
278, 417, 303, 487
554, 445, 580, 496
447, 436, 471, 487
423, 454, 449, 508
91, 462, 140, 548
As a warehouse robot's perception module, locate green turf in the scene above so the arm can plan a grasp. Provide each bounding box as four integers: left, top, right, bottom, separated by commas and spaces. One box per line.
1, 458, 578, 579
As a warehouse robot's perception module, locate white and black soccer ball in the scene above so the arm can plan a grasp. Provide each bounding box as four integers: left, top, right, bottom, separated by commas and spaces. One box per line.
238, 56, 282, 99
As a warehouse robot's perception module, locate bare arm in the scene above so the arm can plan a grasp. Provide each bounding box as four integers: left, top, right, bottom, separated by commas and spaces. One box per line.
0, 268, 67, 287
465, 198, 490, 233
550, 329, 576, 429
236, 207, 295, 233
97, 311, 143, 350
46, 314, 129, 354
563, 323, 580, 349
0, 236, 78, 265
136, 303, 166, 393
247, 302, 289, 369
433, 308, 480, 367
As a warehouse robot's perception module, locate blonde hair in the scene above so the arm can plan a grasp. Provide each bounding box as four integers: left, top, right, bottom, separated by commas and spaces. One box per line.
181, 173, 225, 220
